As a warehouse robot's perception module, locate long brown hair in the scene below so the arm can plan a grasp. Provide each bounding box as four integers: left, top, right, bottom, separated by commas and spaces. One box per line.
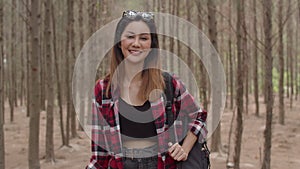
106, 13, 165, 101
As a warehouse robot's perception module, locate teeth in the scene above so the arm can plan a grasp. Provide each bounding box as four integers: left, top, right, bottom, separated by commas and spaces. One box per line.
129, 50, 142, 55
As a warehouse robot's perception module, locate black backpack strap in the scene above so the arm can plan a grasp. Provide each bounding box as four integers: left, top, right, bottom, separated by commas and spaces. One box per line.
163, 72, 175, 142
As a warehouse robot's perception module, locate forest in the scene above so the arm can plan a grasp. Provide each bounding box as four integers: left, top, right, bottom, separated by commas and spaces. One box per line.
0, 0, 299, 169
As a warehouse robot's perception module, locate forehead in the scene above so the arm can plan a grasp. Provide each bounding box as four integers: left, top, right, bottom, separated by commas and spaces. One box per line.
122, 21, 151, 35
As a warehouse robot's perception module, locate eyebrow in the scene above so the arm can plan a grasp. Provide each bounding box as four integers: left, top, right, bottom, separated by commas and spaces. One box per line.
125, 31, 151, 35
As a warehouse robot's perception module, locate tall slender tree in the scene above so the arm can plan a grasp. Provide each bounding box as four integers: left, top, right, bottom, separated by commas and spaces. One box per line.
233, 0, 244, 168
69, 0, 77, 138
44, 0, 55, 162
228, 0, 234, 110
9, 0, 16, 122
195, 0, 208, 110
261, 0, 273, 168
26, 0, 31, 117
287, 0, 294, 108
278, 0, 285, 125
253, 0, 259, 116
207, 0, 222, 153
51, 1, 66, 146
0, 0, 5, 167
78, 0, 84, 131
28, 0, 41, 168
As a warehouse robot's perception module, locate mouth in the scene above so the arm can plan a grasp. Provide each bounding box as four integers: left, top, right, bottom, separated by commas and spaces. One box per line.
128, 49, 143, 56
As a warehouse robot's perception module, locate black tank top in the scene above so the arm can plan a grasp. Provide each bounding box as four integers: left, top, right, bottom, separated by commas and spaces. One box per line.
118, 98, 157, 138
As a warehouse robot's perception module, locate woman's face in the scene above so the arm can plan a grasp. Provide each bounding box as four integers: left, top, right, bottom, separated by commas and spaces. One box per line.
120, 21, 152, 64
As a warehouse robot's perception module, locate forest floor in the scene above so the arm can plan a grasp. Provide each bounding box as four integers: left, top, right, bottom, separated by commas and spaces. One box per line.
3, 95, 300, 169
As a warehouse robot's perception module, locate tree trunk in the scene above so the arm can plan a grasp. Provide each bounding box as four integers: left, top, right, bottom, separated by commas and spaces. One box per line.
287, 0, 293, 109
261, 0, 273, 168
65, 0, 71, 146
253, 0, 259, 116
242, 0, 249, 115
12, 0, 17, 108
176, 0, 181, 74
207, 0, 221, 153
228, 0, 234, 110
169, 0, 175, 72
9, 0, 16, 122
39, 0, 45, 111
78, 0, 84, 131
51, 2, 66, 146
195, 0, 208, 110
69, 0, 77, 138
26, 0, 31, 117
233, 0, 244, 168
296, 15, 299, 100
278, 0, 285, 125
0, 0, 5, 167
186, 0, 193, 91
20, 18, 25, 106
28, 0, 41, 168
44, 0, 55, 162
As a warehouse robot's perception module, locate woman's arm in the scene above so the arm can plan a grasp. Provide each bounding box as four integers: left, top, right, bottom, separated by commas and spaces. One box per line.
86, 80, 111, 169
168, 131, 197, 161
168, 74, 208, 161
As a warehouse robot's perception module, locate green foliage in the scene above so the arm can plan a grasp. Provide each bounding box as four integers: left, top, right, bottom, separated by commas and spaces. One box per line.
273, 67, 279, 93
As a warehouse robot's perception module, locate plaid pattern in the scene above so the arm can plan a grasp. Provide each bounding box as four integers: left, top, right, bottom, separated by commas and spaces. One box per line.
86, 74, 208, 169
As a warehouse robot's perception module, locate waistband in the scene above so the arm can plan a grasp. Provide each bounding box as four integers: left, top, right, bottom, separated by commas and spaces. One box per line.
122, 144, 158, 159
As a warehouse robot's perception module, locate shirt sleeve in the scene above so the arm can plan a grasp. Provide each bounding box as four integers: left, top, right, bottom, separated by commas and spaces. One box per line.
86, 80, 111, 169
172, 74, 208, 143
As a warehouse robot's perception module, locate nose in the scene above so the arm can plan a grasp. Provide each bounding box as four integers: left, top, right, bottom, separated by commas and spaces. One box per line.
132, 37, 141, 47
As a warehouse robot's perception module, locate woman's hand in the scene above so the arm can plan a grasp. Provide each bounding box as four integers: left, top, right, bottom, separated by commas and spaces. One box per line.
168, 142, 188, 161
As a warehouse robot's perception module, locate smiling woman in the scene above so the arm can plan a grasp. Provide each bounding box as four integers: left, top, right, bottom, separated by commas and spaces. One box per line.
120, 21, 152, 64
86, 10, 208, 169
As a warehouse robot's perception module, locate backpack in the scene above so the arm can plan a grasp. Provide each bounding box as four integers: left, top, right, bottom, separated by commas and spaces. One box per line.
163, 72, 210, 169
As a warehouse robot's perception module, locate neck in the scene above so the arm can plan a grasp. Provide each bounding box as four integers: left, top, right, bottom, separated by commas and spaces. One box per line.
123, 60, 144, 84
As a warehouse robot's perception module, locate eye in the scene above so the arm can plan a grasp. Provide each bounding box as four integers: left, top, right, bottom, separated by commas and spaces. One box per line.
126, 35, 134, 39
140, 37, 149, 41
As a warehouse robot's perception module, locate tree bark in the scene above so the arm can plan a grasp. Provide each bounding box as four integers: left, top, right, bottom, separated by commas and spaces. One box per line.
51, 2, 66, 146
207, 0, 221, 153
233, 0, 244, 168
176, 0, 181, 74
195, 0, 208, 110
65, 0, 71, 146
261, 0, 273, 168
9, 0, 16, 122
26, 0, 31, 117
278, 0, 285, 125
287, 0, 293, 109
44, 0, 55, 162
69, 0, 77, 138
229, 0, 234, 110
253, 0, 259, 116
0, 0, 5, 167
28, 0, 41, 168
169, 0, 175, 72
78, 0, 84, 131
242, 1, 249, 115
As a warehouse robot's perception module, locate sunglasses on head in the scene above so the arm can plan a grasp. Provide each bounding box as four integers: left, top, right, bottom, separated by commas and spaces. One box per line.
122, 10, 154, 21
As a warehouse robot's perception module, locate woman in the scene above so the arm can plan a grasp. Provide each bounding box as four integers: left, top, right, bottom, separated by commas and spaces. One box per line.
86, 10, 207, 169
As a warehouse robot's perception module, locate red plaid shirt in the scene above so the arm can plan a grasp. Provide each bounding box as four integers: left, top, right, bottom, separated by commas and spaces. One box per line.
86, 73, 208, 169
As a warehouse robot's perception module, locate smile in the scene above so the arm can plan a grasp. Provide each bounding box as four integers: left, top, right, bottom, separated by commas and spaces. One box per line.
129, 49, 143, 56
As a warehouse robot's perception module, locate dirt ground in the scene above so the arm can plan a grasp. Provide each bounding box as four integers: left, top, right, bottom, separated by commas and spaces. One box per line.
3, 95, 300, 169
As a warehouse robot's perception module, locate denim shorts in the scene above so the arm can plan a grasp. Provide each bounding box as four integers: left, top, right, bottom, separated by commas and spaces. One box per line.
123, 156, 158, 169
122, 144, 158, 169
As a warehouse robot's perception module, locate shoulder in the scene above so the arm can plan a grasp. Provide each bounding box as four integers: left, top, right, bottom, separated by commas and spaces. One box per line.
164, 72, 186, 89
94, 75, 111, 101
163, 71, 187, 96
